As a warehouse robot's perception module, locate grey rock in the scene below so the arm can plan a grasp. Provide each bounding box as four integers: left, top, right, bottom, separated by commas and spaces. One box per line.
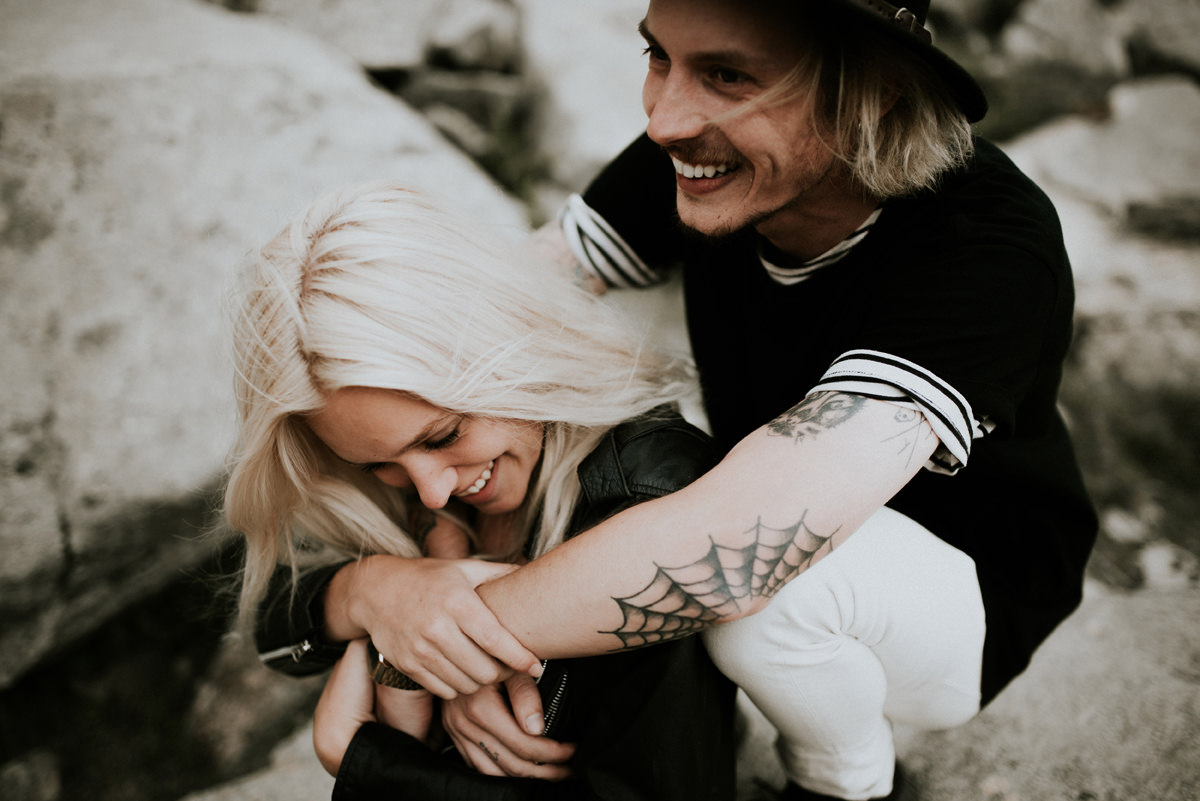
178, 724, 333, 801
1000, 0, 1131, 76
0, 0, 526, 689
0, 750, 61, 801
898, 580, 1200, 801
515, 0, 650, 204
1004, 76, 1200, 218
255, 0, 521, 72
1123, 0, 1200, 77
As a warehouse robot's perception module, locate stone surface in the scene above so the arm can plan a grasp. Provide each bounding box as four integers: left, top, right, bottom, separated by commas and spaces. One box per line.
515, 0, 650, 205
178, 725, 333, 801
0, 0, 526, 689
1123, 0, 1200, 77
1000, 0, 1131, 76
898, 581, 1200, 801
1005, 76, 1200, 220
254, 0, 521, 72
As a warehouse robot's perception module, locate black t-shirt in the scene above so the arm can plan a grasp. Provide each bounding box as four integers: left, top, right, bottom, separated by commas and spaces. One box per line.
575, 134, 1097, 703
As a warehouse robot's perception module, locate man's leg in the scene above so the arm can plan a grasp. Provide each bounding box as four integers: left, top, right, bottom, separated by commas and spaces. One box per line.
703, 507, 985, 800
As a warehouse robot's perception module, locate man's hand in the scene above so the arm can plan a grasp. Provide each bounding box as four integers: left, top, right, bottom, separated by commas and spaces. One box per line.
323, 555, 544, 699
313, 639, 376, 777
442, 674, 575, 780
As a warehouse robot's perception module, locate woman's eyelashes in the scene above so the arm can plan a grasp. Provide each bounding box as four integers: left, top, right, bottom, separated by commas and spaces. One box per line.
357, 418, 467, 474
422, 426, 462, 451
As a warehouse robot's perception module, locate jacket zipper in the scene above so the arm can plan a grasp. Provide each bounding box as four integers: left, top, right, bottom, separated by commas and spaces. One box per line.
536, 659, 568, 736
258, 639, 313, 664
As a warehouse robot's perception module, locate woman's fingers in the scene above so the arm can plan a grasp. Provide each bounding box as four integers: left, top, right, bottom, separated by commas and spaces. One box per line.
442, 687, 575, 779
450, 561, 544, 679
503, 673, 546, 736
362, 558, 541, 695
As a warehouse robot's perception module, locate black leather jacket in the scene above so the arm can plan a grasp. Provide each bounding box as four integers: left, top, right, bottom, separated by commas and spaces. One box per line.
257, 410, 736, 801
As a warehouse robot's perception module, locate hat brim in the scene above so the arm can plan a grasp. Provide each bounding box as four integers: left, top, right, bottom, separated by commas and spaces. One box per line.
820, 0, 988, 122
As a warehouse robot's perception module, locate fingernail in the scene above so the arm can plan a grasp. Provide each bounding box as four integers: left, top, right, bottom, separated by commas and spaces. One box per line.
530, 662, 544, 678
525, 714, 545, 735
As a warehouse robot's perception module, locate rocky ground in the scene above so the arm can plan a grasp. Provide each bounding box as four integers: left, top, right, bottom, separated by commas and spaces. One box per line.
1, 1, 1199, 800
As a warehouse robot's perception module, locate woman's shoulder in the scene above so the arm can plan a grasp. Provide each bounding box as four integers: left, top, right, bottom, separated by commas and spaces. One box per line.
578, 407, 720, 510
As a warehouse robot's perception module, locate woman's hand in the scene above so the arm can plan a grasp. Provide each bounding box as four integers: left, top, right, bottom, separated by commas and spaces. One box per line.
442, 674, 576, 780
325, 554, 543, 699
313, 639, 376, 777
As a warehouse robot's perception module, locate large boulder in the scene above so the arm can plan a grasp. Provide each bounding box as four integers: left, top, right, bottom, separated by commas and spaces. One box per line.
0, 0, 527, 689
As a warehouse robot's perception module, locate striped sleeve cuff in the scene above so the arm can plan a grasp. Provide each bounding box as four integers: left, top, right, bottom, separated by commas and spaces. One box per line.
811, 349, 993, 475
559, 193, 665, 289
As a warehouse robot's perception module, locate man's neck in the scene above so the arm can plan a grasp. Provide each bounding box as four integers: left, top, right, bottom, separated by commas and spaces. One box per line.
755, 178, 880, 262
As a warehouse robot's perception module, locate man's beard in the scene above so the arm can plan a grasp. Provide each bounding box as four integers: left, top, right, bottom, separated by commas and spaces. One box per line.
669, 155, 840, 246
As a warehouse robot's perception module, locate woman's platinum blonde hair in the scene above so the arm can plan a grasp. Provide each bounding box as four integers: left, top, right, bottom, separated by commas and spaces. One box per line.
224, 181, 695, 629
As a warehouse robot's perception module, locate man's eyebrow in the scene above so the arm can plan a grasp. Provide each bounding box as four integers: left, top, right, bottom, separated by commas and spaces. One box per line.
637, 18, 768, 72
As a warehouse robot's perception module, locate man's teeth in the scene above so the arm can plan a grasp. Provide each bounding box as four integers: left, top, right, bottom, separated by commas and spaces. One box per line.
463, 460, 495, 495
671, 156, 730, 179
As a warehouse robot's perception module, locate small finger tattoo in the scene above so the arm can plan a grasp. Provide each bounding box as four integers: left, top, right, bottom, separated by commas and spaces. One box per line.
479, 741, 500, 763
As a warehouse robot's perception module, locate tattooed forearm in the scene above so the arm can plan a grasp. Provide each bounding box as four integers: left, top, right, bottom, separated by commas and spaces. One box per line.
601, 512, 838, 650
766, 392, 866, 443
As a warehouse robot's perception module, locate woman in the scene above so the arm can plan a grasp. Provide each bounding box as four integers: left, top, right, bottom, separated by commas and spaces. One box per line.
223, 181, 735, 800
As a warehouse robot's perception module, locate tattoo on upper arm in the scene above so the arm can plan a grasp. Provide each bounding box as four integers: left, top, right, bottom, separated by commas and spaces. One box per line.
766, 392, 866, 443
601, 512, 838, 650
884, 406, 934, 467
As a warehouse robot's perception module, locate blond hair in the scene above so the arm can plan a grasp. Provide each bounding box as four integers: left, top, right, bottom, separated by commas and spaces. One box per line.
724, 2, 975, 198
224, 181, 695, 630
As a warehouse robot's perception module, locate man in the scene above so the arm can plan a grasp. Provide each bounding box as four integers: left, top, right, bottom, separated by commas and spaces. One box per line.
303, 1, 1097, 799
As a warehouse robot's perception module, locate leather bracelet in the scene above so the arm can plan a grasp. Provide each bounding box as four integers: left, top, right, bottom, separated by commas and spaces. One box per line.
365, 639, 426, 691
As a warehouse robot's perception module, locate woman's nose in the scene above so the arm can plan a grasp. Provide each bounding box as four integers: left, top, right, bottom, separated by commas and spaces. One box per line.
644, 70, 708, 145
410, 460, 458, 510
378, 455, 457, 509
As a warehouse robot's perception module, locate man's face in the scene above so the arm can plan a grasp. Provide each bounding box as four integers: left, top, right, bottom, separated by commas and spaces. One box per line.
640, 0, 837, 239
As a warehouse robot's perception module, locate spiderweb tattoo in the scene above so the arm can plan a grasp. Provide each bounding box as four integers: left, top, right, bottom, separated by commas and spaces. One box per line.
602, 512, 839, 649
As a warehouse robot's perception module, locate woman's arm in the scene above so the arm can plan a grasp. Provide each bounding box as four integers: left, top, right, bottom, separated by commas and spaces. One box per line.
477, 392, 938, 657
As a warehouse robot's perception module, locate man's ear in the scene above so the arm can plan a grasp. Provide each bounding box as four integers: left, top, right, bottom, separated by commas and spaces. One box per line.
878, 80, 901, 119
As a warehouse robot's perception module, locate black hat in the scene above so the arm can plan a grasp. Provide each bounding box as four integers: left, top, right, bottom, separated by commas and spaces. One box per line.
820, 0, 987, 122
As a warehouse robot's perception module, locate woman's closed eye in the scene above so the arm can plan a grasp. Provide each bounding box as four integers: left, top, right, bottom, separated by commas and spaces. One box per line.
423, 426, 462, 451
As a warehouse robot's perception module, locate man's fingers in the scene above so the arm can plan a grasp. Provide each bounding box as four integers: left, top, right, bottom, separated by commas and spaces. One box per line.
504, 673, 546, 735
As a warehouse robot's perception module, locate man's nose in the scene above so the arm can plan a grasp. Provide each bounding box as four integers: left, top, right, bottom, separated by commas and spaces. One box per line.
644, 70, 708, 145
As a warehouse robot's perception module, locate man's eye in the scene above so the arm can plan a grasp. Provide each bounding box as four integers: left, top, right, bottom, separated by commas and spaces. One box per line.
711, 67, 744, 85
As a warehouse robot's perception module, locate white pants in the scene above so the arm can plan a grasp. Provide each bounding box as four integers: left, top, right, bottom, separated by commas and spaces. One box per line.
703, 507, 986, 800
